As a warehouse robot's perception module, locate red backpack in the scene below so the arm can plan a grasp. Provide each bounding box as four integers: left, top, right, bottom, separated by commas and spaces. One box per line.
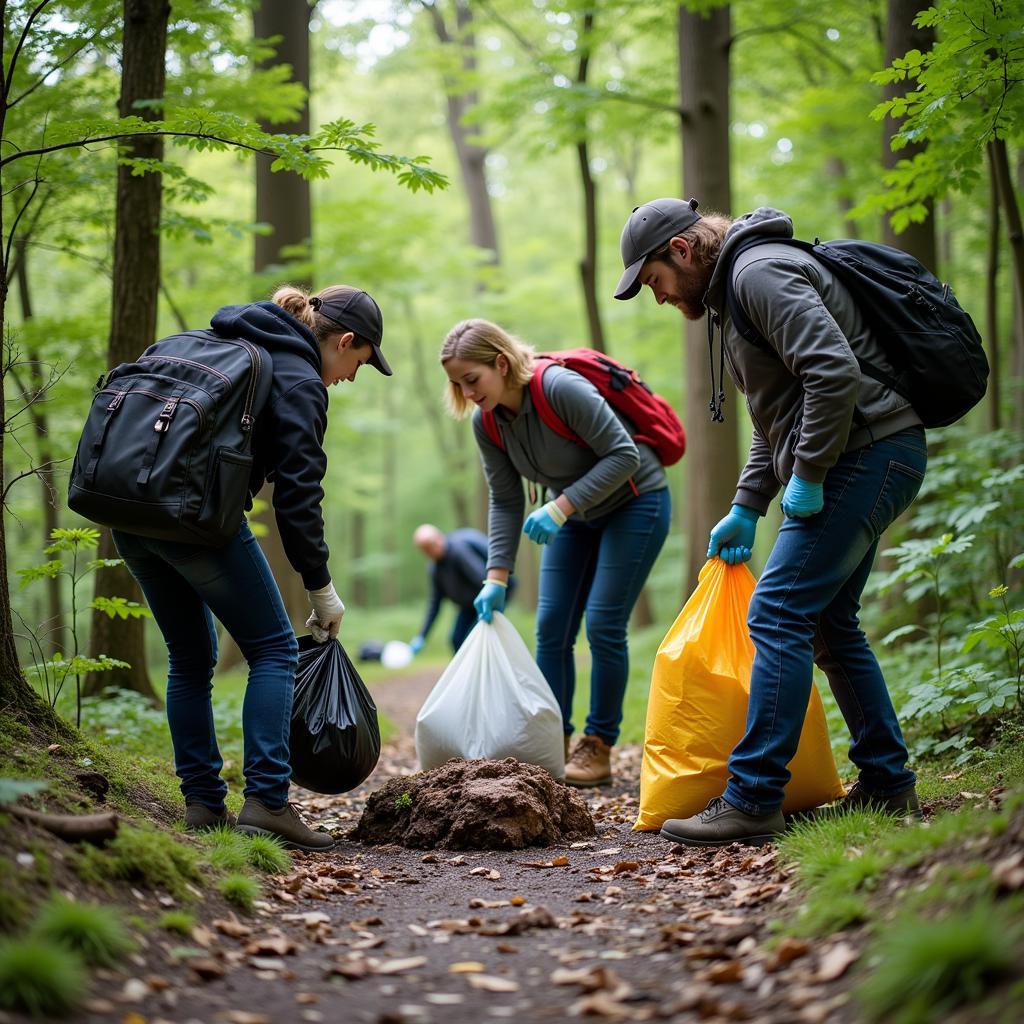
481, 348, 686, 466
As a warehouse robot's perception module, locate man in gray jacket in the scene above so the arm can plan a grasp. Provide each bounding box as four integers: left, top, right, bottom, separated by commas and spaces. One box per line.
615, 198, 927, 844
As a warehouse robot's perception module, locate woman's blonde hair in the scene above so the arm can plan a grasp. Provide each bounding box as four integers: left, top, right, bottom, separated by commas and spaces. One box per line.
440, 318, 535, 418
271, 284, 371, 348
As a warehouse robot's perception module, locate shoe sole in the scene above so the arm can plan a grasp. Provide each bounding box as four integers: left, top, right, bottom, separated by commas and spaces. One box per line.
659, 827, 780, 847
236, 823, 336, 852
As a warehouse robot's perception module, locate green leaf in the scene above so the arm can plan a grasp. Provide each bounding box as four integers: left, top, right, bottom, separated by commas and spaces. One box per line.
0, 778, 48, 806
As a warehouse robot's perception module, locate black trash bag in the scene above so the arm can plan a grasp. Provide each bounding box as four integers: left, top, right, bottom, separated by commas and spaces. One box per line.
289, 635, 381, 794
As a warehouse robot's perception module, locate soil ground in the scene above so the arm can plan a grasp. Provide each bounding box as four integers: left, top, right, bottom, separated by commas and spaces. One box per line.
0, 668, 947, 1024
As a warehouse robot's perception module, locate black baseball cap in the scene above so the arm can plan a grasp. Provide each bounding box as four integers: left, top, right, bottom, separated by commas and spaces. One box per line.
312, 290, 392, 376
614, 197, 701, 300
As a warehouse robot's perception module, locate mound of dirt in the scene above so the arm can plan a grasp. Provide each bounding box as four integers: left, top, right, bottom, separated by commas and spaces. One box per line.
350, 757, 596, 850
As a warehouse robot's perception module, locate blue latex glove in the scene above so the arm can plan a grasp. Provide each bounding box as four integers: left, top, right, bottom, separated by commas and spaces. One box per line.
707, 504, 760, 565
781, 474, 824, 518
409, 635, 425, 655
473, 581, 507, 623
522, 501, 566, 546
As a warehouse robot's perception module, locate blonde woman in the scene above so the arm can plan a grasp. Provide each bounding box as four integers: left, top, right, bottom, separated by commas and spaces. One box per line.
113, 285, 391, 848
441, 319, 671, 786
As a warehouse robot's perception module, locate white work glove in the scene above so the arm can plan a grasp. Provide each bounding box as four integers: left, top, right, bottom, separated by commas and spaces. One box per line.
305, 582, 345, 643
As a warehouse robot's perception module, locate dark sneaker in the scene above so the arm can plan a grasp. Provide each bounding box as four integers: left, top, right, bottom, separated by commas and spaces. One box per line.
661, 796, 785, 847
840, 780, 923, 820
236, 797, 336, 852
184, 801, 236, 832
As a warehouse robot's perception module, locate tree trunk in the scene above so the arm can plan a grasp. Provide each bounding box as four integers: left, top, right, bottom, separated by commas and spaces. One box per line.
1014, 149, 1024, 431
881, 0, 936, 269
575, 10, 605, 353
986, 151, 1002, 431
989, 139, 1024, 378
84, 0, 169, 702
825, 156, 859, 238
427, 1, 500, 268
13, 241, 63, 654
678, 5, 740, 593
218, 0, 314, 670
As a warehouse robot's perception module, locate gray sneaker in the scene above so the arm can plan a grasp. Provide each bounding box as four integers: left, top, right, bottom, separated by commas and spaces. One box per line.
184, 801, 236, 832
236, 797, 336, 852
840, 780, 923, 820
661, 796, 785, 847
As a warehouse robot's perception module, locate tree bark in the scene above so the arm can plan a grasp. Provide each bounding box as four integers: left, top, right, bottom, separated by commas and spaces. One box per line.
678, 5, 740, 593
881, 0, 936, 269
1013, 148, 1024, 431
13, 240, 63, 653
427, 0, 500, 269
218, 0, 315, 670
575, 9, 605, 353
986, 152, 1001, 431
989, 140, 1024, 368
84, 0, 169, 703
825, 156, 859, 239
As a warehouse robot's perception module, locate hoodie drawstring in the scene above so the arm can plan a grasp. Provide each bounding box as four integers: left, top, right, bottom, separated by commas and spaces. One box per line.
707, 312, 726, 422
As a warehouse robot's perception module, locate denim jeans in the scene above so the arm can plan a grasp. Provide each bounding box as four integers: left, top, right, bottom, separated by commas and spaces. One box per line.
724, 427, 928, 815
112, 521, 298, 810
536, 487, 671, 745
450, 606, 477, 654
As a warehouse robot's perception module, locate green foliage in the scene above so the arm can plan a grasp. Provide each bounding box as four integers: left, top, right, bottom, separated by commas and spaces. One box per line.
860, 0, 1024, 227
74, 824, 202, 901
0, 860, 31, 932
218, 873, 259, 912
202, 827, 249, 873
16, 529, 140, 729
30, 896, 134, 967
244, 834, 291, 875
0, 937, 87, 1017
857, 903, 1019, 1024
156, 910, 196, 936
393, 791, 413, 811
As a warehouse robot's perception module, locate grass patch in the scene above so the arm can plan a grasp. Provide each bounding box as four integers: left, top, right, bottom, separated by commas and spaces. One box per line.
0, 858, 31, 932
218, 873, 259, 911
0, 937, 87, 1017
857, 901, 1021, 1023
74, 823, 202, 900
30, 896, 134, 967
156, 910, 196, 935
202, 826, 249, 873
244, 833, 291, 874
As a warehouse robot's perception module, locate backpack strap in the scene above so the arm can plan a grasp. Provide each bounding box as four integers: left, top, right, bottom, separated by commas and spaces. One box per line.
528, 356, 587, 448
83, 384, 132, 486
723, 235, 899, 423
137, 384, 187, 487
481, 408, 504, 451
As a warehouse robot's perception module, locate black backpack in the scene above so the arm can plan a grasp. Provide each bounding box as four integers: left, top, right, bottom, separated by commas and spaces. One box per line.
68, 331, 273, 546
724, 237, 988, 428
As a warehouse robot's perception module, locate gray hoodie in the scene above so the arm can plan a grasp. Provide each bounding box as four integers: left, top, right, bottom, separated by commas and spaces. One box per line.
473, 366, 667, 572
703, 208, 921, 514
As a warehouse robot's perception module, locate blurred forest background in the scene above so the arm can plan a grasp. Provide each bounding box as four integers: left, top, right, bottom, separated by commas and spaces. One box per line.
2, 0, 1022, 764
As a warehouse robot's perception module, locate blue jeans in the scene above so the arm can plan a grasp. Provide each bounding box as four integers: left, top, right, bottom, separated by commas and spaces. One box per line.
451, 606, 477, 653
724, 428, 928, 815
112, 521, 298, 810
536, 487, 671, 745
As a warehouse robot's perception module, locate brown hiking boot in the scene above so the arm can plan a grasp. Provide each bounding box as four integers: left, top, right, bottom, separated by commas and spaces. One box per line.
839, 780, 923, 820
565, 735, 612, 787
236, 798, 336, 851
184, 800, 236, 832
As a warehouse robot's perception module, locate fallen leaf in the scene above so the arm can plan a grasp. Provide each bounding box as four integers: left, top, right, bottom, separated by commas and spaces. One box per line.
245, 934, 296, 956
374, 956, 428, 975
295, 993, 320, 1004
470, 867, 501, 880
466, 973, 519, 992
702, 961, 744, 984
510, 896, 526, 906
449, 961, 486, 973
815, 942, 859, 982
769, 937, 810, 970
213, 918, 253, 939
220, 1013, 272, 1024
426, 993, 465, 1005
993, 852, 1024, 892
118, 979, 149, 1003
188, 958, 226, 981
611, 861, 639, 874
469, 898, 510, 909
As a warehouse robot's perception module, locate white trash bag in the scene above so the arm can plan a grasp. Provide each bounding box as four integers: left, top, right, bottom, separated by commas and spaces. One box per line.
415, 612, 565, 780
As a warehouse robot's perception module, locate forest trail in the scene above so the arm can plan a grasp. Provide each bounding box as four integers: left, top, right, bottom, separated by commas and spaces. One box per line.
72, 669, 862, 1024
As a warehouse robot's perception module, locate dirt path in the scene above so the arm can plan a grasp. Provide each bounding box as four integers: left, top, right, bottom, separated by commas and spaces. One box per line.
75, 669, 861, 1024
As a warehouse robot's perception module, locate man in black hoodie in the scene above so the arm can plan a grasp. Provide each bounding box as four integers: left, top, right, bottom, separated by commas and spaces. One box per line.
615, 199, 926, 846
113, 284, 391, 851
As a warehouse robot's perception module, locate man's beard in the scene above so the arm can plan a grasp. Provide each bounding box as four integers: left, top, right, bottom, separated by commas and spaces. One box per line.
669, 259, 714, 321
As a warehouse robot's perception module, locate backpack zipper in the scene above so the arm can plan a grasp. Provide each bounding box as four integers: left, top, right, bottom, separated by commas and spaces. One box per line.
138, 354, 231, 388
99, 387, 207, 433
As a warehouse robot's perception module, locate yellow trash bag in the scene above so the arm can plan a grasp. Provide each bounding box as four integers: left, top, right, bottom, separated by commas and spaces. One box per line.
635, 559, 844, 831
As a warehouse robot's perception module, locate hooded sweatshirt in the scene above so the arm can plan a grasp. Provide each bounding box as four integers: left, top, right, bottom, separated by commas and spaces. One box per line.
702, 208, 921, 513
210, 301, 331, 590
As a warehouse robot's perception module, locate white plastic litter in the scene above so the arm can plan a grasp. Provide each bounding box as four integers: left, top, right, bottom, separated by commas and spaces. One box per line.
415, 612, 565, 779
380, 640, 414, 670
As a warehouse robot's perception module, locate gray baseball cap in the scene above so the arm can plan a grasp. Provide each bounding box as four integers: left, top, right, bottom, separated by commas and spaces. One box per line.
614, 197, 700, 300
